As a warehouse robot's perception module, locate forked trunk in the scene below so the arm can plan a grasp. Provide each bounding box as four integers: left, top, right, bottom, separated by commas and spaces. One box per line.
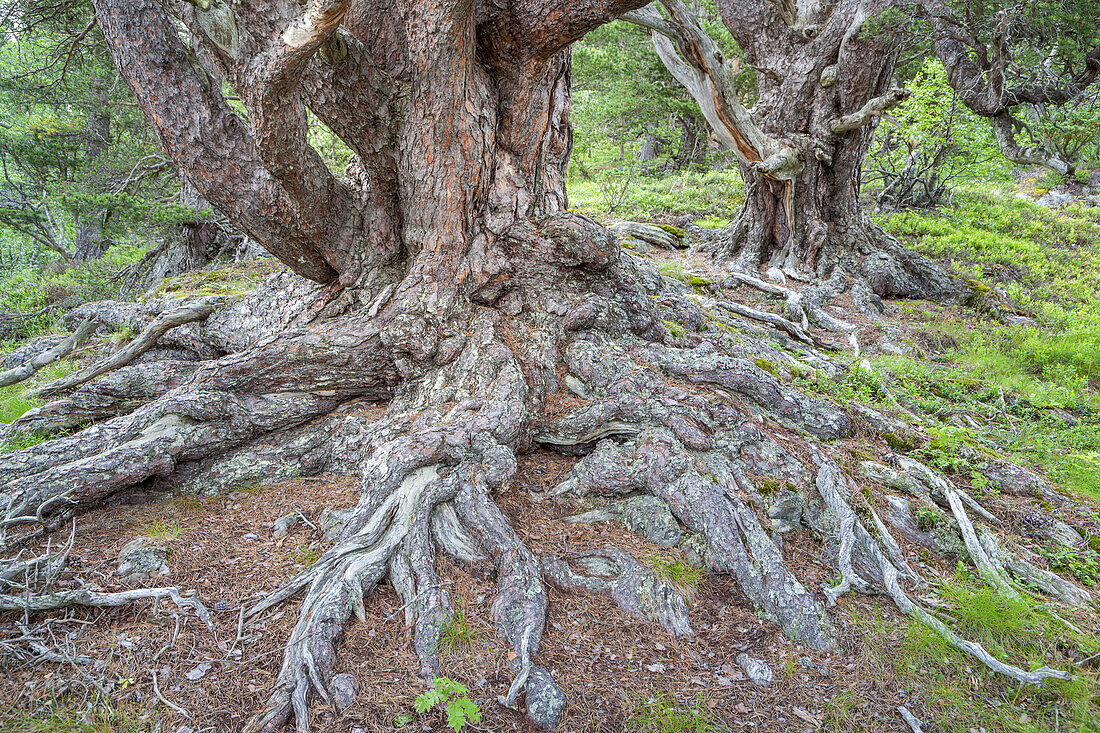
2, 3, 1077, 732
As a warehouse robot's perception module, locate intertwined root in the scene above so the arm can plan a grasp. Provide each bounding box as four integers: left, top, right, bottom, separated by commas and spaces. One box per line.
1, 262, 1094, 732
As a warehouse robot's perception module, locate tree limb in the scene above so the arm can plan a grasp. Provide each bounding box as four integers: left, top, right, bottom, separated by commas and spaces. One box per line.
830, 87, 912, 134
0, 319, 99, 390
29, 298, 224, 400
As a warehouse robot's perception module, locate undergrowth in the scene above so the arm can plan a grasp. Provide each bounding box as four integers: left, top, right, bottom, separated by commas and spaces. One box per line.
627, 691, 725, 733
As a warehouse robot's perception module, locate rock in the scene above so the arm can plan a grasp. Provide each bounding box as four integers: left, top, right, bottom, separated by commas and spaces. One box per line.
878, 340, 904, 356
980, 460, 1048, 497
116, 537, 169, 582
882, 495, 937, 550
272, 512, 299, 538
736, 653, 773, 687
1045, 407, 1079, 427
1018, 512, 1084, 547
609, 221, 684, 250
1035, 190, 1073, 208
765, 266, 787, 284
319, 507, 353, 543
767, 491, 804, 533
1002, 314, 1038, 327
185, 662, 211, 681
331, 673, 359, 710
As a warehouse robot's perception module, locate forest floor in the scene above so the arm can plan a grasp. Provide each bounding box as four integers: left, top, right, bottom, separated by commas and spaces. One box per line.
3, 179, 1100, 732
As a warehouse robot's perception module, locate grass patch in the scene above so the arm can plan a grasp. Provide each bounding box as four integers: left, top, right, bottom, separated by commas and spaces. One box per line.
627, 691, 725, 733
438, 595, 482, 656
290, 544, 320, 568
648, 552, 703, 599
141, 519, 181, 541
872, 571, 1100, 733
0, 702, 149, 733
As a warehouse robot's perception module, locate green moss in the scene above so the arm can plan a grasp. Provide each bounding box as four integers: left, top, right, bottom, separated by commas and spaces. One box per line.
753, 357, 779, 377
655, 223, 686, 238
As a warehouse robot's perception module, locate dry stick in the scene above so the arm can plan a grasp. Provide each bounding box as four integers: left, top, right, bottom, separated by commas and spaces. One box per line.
29, 298, 223, 399
713, 299, 816, 345
0, 318, 99, 389
0, 586, 214, 629
943, 486, 1020, 599
150, 667, 191, 718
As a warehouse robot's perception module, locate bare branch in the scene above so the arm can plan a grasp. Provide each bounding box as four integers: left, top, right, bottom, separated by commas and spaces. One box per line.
830, 86, 911, 134
0, 319, 99, 390
29, 298, 224, 400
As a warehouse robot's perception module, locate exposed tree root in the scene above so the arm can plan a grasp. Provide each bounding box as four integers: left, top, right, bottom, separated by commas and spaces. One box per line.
0, 319, 99, 390
1, 241, 1092, 731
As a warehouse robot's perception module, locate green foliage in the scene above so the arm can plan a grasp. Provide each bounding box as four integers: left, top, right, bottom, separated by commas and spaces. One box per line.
627, 691, 724, 733
141, 519, 181, 541
0, 357, 79, 426
915, 505, 941, 532
290, 545, 320, 568
1037, 542, 1100, 586
869, 60, 1007, 206
438, 595, 482, 655
0, 699, 149, 732
1032, 85, 1100, 167
413, 678, 480, 733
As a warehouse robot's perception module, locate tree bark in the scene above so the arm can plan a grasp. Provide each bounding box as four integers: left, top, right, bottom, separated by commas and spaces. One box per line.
1, 3, 1082, 731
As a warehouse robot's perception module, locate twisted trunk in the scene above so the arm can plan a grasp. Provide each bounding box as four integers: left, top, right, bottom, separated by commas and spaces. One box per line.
0, 2, 1085, 731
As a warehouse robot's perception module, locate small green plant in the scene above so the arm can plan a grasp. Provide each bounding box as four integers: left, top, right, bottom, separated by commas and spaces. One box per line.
1038, 542, 1100, 586
627, 691, 723, 733
0, 429, 55, 453
439, 595, 482, 655
915, 505, 942, 532
649, 552, 703, 599
290, 544, 320, 568
414, 677, 480, 733
142, 519, 181, 541
174, 495, 203, 513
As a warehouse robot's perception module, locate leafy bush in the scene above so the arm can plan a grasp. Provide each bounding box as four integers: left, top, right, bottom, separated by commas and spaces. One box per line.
868, 60, 1007, 208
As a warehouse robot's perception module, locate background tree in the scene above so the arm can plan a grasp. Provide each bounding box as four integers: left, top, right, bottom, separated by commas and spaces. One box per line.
0, 0, 200, 264
624, 0, 1099, 296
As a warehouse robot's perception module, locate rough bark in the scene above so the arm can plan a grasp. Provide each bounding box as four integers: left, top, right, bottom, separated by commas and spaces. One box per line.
0, 1, 1089, 731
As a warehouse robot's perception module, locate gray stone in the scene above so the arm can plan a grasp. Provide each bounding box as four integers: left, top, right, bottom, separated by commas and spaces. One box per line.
736, 653, 773, 687
981, 460, 1048, 497
1046, 407, 1079, 427
878, 340, 904, 356
765, 266, 787, 285
116, 537, 169, 581
331, 673, 359, 710
767, 491, 804, 533
319, 507, 353, 543
1035, 190, 1073, 208
272, 512, 299, 538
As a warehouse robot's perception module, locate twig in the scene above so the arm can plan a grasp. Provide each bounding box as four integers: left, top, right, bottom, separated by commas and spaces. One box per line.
151, 667, 191, 718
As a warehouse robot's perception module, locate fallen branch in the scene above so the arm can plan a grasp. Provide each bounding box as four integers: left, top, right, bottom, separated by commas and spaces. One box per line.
0, 586, 213, 629
30, 297, 223, 400
0, 319, 99, 389
713, 299, 815, 345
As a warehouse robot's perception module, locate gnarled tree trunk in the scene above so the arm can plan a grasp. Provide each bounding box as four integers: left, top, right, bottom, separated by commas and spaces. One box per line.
0, 1, 1084, 731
